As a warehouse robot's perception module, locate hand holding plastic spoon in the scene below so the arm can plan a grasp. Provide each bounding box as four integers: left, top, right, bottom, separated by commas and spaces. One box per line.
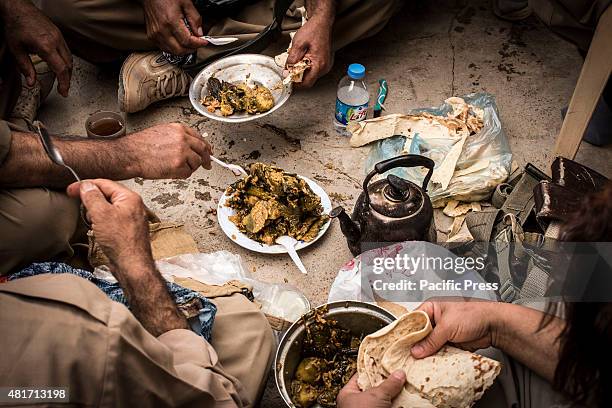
200, 36, 238, 46
210, 155, 248, 177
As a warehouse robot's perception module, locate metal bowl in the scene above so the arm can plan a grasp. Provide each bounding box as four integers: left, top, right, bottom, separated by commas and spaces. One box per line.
275, 301, 396, 408
189, 54, 291, 123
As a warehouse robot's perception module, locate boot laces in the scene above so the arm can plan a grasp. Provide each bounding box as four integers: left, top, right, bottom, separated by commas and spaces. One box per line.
155, 70, 189, 99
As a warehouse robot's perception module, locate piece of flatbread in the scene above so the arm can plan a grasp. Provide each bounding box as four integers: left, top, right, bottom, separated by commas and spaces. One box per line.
374, 298, 410, 319
275, 6, 311, 84
348, 113, 462, 148
358, 311, 501, 408
443, 201, 482, 218
348, 98, 484, 148
430, 134, 467, 190
358, 311, 431, 390
283, 58, 312, 84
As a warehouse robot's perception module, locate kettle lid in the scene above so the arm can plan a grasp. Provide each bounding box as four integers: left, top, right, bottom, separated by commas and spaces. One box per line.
368, 174, 424, 218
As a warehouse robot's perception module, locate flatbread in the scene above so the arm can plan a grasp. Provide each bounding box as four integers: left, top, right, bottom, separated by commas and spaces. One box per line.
348, 98, 484, 148
392, 391, 437, 408
385, 345, 500, 408
283, 58, 312, 85
357, 311, 430, 390
275, 6, 311, 85
373, 293, 409, 318
429, 134, 467, 190
358, 311, 501, 408
348, 113, 462, 148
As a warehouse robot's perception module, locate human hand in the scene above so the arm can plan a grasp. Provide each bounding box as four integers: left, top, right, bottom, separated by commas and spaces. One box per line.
411, 299, 503, 359
286, 16, 333, 88
121, 123, 213, 179
337, 371, 406, 408
142, 0, 208, 55
1, 0, 72, 96
67, 179, 190, 336
66, 179, 153, 274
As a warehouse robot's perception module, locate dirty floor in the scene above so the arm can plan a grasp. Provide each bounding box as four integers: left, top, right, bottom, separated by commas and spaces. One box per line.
38, 0, 611, 405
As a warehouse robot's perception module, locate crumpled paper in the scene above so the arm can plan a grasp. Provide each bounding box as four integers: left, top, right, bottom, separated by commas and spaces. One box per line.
427, 200, 480, 243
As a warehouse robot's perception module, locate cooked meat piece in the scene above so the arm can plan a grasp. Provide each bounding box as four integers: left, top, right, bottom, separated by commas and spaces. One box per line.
201, 80, 275, 117
224, 163, 328, 244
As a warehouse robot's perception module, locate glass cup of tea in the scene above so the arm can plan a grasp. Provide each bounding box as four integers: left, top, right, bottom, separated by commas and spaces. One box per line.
85, 111, 126, 139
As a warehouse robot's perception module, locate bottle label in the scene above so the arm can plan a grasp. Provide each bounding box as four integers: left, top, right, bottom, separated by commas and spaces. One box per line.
335, 99, 368, 126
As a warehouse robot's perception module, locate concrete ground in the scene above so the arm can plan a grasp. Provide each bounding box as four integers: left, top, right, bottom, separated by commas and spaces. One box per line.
38, 0, 611, 405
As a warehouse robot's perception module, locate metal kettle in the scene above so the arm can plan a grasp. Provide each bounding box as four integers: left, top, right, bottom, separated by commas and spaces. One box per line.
330, 154, 436, 256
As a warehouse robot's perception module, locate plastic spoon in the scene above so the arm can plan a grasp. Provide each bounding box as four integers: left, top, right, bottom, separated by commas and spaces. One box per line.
180, 16, 237, 46
200, 36, 239, 46
210, 155, 248, 177
276, 235, 307, 274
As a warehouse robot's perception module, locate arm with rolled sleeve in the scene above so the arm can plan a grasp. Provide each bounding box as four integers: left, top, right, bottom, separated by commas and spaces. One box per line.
61, 179, 251, 406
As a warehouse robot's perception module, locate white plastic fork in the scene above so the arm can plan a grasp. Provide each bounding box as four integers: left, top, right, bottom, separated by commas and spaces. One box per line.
210, 155, 248, 177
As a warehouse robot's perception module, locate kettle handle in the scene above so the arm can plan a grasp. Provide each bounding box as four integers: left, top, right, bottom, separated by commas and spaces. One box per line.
363, 154, 435, 207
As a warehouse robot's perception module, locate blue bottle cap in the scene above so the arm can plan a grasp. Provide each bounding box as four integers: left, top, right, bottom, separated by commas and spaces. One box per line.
347, 63, 365, 80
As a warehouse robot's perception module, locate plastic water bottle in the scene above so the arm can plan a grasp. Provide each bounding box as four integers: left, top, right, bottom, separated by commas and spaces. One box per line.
334, 63, 370, 135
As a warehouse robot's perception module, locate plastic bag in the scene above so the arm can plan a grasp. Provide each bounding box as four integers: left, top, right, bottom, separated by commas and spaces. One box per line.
159, 252, 310, 323
94, 251, 310, 325
365, 93, 512, 205
156, 251, 250, 285
328, 241, 499, 311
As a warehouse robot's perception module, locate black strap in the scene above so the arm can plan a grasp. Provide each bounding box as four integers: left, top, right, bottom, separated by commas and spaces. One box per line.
186, 0, 295, 73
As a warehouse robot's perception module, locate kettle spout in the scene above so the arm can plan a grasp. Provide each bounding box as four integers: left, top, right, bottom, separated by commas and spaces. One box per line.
330, 206, 361, 247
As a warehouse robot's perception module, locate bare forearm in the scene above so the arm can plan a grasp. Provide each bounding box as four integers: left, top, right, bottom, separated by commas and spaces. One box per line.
305, 0, 336, 20
0, 0, 33, 17
0, 132, 138, 188
115, 259, 189, 337
492, 303, 564, 381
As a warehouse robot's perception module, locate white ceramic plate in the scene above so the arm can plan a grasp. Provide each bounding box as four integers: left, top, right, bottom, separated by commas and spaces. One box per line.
189, 54, 291, 123
217, 176, 332, 254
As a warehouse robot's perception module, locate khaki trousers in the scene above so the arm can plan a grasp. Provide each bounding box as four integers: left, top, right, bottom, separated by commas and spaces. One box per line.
0, 275, 274, 406
531, 0, 611, 52
40, 0, 403, 63
0, 40, 80, 276
210, 293, 276, 404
